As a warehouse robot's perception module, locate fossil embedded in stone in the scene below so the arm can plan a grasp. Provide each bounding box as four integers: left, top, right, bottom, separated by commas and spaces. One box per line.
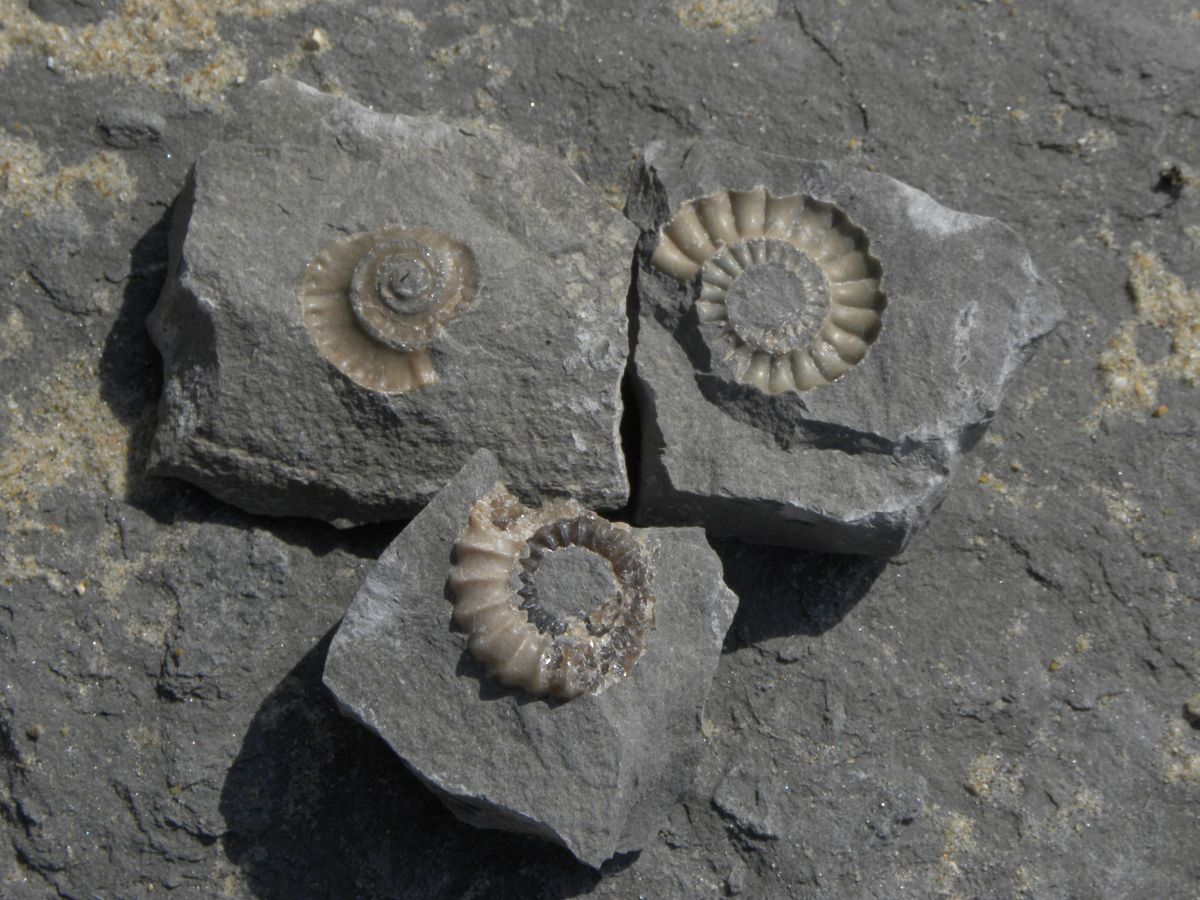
651, 187, 886, 394
299, 225, 478, 393
448, 485, 655, 700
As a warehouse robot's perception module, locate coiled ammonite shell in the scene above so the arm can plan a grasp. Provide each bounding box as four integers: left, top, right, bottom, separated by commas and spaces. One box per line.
650, 187, 886, 394
449, 485, 655, 700
299, 225, 478, 393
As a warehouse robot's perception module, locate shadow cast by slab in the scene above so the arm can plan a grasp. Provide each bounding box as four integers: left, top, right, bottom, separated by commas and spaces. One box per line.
711, 536, 888, 648
219, 628, 613, 900
96, 206, 403, 558
96, 203, 194, 517
611, 259, 643, 527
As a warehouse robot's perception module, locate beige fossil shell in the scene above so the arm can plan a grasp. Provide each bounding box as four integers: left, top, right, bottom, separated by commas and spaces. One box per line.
299, 225, 478, 393
650, 187, 886, 394
448, 485, 655, 700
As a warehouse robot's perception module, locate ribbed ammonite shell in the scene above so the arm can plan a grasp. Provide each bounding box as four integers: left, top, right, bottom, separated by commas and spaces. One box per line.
448, 485, 655, 700
299, 225, 478, 393
650, 187, 886, 394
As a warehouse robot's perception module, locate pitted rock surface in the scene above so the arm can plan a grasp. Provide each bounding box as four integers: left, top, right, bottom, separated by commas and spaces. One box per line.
3, 2, 1198, 897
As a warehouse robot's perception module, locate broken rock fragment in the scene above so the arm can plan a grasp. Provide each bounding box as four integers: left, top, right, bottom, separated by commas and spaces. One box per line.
625, 139, 1064, 555
322, 449, 738, 868
148, 77, 634, 525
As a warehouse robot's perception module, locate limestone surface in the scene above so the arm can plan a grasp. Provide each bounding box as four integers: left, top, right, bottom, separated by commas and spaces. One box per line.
5, 3, 1198, 897
626, 139, 1064, 555
323, 450, 738, 867
148, 76, 635, 525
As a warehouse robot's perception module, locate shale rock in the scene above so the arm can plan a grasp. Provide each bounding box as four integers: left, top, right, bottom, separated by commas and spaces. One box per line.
626, 139, 1064, 555
323, 449, 738, 867
148, 77, 634, 525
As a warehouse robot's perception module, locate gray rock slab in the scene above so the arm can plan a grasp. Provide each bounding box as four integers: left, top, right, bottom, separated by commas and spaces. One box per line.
147, 76, 635, 525
626, 139, 1064, 555
6, 3, 1200, 897
322, 449, 738, 868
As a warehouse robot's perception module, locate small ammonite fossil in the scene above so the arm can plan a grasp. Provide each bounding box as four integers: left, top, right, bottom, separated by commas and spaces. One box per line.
448, 485, 655, 700
299, 225, 478, 393
650, 187, 887, 394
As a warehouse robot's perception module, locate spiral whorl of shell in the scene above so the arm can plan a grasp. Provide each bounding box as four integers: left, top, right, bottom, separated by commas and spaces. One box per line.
448, 485, 655, 700
650, 188, 886, 394
300, 225, 478, 393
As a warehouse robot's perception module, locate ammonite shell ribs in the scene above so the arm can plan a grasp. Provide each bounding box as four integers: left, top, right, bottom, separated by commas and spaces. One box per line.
299, 225, 478, 393
448, 485, 655, 700
650, 187, 886, 394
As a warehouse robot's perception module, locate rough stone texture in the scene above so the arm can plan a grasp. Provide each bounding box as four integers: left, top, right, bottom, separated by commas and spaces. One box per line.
97, 103, 167, 150
148, 76, 634, 525
27, 0, 117, 28
2, 2, 1199, 898
323, 450, 738, 867
626, 140, 1064, 555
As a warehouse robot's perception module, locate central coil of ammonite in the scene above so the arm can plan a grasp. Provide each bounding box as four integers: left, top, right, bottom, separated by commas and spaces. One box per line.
650, 187, 887, 394
448, 486, 655, 700
717, 239, 830, 354
299, 225, 478, 394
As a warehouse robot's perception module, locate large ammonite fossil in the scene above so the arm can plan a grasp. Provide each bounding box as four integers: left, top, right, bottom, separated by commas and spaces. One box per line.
650, 187, 886, 394
448, 485, 655, 700
299, 225, 478, 393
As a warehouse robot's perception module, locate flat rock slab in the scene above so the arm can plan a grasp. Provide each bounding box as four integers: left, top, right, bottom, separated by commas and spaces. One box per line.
323, 449, 738, 868
626, 140, 1064, 555
148, 77, 635, 525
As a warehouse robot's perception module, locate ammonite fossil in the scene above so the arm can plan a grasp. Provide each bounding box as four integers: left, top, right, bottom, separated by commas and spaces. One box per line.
448, 485, 655, 700
299, 225, 478, 393
650, 187, 886, 394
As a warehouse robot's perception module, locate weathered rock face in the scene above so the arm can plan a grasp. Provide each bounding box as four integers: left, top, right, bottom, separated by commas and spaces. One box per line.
625, 139, 1064, 555
322, 450, 738, 868
148, 77, 635, 526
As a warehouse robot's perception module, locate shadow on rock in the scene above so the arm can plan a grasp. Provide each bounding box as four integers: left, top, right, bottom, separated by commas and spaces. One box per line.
97, 202, 208, 522
97, 206, 406, 559
711, 537, 887, 647
219, 628, 610, 900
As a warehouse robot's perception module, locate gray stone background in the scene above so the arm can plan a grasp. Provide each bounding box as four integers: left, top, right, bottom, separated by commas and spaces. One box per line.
1, 0, 1197, 897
